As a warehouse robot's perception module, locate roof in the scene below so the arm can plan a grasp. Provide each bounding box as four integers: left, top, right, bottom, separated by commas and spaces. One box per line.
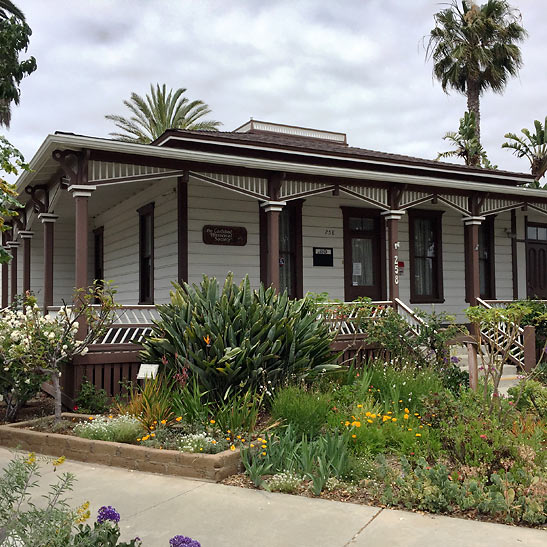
153, 128, 535, 183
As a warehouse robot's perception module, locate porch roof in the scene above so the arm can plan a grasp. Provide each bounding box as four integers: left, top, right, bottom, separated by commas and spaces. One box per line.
15, 131, 539, 204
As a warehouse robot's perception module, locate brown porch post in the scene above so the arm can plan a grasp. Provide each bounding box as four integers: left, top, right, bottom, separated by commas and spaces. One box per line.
69, 185, 96, 340
7, 241, 20, 303
19, 231, 34, 294
382, 210, 405, 302
1, 233, 9, 308
38, 213, 59, 311
463, 216, 484, 306
261, 201, 285, 291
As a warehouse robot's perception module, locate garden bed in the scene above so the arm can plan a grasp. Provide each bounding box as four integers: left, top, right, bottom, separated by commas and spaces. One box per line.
0, 413, 241, 482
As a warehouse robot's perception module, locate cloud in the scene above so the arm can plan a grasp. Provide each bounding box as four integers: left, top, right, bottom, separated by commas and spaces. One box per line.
4, 0, 544, 176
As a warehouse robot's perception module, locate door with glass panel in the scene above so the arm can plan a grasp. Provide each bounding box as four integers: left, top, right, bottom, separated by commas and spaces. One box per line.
526, 223, 547, 298
342, 208, 384, 301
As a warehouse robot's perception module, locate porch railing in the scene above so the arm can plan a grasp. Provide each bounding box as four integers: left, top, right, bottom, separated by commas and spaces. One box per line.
475, 298, 536, 371
316, 301, 393, 335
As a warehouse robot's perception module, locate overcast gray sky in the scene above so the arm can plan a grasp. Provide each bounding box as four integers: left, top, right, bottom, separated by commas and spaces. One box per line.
5, 0, 546, 174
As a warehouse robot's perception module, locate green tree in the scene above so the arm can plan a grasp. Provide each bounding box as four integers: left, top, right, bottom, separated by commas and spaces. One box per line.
427, 0, 526, 163
105, 83, 221, 143
0, 1, 36, 127
437, 111, 496, 168
502, 117, 547, 185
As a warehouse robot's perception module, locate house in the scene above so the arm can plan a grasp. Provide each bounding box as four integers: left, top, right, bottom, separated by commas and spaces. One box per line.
1, 120, 544, 399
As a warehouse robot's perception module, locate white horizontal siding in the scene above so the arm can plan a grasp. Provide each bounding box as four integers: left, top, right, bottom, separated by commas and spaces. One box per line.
188, 176, 260, 287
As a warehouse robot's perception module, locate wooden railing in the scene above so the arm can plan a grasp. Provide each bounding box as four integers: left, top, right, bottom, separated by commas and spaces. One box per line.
476, 298, 536, 371
317, 301, 393, 335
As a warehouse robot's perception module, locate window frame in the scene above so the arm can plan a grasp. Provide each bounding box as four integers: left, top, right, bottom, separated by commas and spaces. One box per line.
137, 202, 155, 304
409, 209, 444, 304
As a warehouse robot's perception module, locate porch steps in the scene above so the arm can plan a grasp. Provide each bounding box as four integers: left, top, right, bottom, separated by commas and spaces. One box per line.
451, 347, 521, 395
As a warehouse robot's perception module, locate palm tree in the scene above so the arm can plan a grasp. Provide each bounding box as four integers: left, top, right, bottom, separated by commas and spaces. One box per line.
0, 0, 25, 20
437, 111, 496, 168
105, 84, 222, 143
502, 118, 547, 184
427, 0, 527, 161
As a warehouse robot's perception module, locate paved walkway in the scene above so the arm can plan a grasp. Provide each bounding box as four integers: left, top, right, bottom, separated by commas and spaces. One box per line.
0, 448, 544, 546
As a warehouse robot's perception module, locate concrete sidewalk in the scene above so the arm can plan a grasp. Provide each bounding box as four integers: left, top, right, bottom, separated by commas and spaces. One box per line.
0, 447, 544, 546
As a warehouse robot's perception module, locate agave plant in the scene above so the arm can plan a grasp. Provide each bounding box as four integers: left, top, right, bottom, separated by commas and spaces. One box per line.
140, 274, 338, 398
502, 117, 547, 185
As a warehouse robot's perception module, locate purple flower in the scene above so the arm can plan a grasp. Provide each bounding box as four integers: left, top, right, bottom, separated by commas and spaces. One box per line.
169, 535, 201, 547
97, 505, 120, 524
450, 356, 460, 364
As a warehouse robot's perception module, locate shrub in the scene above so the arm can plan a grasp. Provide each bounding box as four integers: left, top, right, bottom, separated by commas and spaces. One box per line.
73, 415, 144, 443
176, 432, 227, 454
271, 386, 331, 438
141, 274, 338, 399
75, 378, 109, 414
508, 380, 547, 418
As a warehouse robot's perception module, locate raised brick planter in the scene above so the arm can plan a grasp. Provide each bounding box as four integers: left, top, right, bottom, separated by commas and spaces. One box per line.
0, 414, 241, 482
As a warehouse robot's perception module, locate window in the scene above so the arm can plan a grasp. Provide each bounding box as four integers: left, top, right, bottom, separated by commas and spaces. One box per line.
138, 203, 154, 304
479, 218, 495, 299
409, 211, 443, 303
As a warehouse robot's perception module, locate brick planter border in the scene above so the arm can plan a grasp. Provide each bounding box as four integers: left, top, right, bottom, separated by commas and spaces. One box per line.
0, 414, 241, 482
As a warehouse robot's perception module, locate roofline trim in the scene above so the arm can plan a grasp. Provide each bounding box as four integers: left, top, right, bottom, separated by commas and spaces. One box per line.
16, 134, 542, 202
153, 133, 533, 183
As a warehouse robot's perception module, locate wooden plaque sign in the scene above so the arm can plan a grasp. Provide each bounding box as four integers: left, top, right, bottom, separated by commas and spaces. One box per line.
203, 225, 247, 246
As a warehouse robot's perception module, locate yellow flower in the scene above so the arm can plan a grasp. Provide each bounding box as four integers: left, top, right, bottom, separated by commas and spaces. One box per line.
25, 452, 36, 465
404, 408, 409, 414
199, 447, 203, 451
419, 425, 424, 429
370, 414, 377, 419
387, 411, 392, 415
399, 400, 403, 403
415, 433, 422, 437
408, 428, 412, 431
150, 433, 155, 437
382, 416, 390, 422
357, 404, 363, 408
365, 411, 371, 417
108, 415, 113, 419
351, 421, 361, 428
414, 413, 419, 416
176, 416, 182, 422
210, 419, 216, 424
76, 501, 90, 523
250, 443, 255, 448
404, 414, 409, 420
367, 419, 373, 424
142, 435, 150, 441
351, 434, 356, 438
236, 435, 241, 440
153, 420, 158, 425
228, 430, 232, 434
88, 417, 94, 421
150, 426, 155, 430
211, 440, 217, 444
262, 444, 267, 448
52, 456, 65, 467
391, 418, 397, 422
262, 452, 266, 456
160, 419, 167, 425
345, 421, 350, 427
230, 445, 235, 451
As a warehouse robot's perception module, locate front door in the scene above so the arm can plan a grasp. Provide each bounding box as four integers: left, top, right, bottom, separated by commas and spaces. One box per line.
526, 222, 547, 298
342, 208, 384, 301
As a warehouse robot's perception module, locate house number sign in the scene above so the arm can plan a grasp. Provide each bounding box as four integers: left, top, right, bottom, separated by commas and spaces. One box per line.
393, 242, 400, 285
203, 225, 247, 246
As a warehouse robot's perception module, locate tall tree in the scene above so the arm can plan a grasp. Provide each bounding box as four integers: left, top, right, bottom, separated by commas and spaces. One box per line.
502, 118, 547, 185
105, 83, 222, 143
0, 0, 36, 127
427, 0, 526, 163
437, 111, 496, 168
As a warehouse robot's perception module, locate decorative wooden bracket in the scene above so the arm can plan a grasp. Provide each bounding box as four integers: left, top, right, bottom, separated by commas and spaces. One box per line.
52, 149, 89, 187
268, 172, 286, 200
24, 184, 49, 214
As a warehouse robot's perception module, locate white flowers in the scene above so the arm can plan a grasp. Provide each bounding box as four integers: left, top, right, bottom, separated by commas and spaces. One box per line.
10, 331, 20, 342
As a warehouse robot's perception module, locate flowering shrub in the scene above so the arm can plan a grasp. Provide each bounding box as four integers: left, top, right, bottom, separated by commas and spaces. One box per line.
169, 535, 201, 547
0, 286, 118, 422
176, 432, 227, 454
74, 415, 145, 444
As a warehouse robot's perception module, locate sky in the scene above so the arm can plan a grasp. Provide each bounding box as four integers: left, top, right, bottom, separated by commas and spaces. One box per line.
5, 0, 546, 175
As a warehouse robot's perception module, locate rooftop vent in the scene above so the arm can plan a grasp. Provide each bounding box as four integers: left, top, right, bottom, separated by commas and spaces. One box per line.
233, 119, 347, 145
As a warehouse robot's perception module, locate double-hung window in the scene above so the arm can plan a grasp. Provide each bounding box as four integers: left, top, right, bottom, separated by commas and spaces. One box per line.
138, 203, 154, 304
409, 211, 443, 303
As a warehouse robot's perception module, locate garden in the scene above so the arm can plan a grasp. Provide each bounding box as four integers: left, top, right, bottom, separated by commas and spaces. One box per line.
0, 274, 545, 545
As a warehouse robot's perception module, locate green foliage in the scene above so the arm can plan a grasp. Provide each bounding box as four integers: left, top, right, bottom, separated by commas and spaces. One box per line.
503, 117, 547, 182
73, 415, 145, 444
170, 376, 212, 426
213, 389, 263, 437
375, 456, 546, 525
75, 378, 109, 414
271, 386, 332, 438
265, 471, 303, 494
105, 83, 221, 143
141, 274, 338, 399
0, 13, 37, 127
241, 426, 350, 493
508, 380, 547, 418
436, 111, 496, 168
